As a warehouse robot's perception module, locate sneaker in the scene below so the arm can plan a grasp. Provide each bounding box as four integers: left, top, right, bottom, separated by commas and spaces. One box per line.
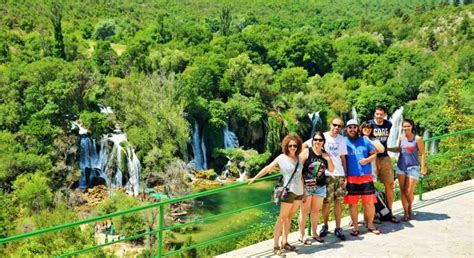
319, 224, 329, 237
335, 227, 346, 241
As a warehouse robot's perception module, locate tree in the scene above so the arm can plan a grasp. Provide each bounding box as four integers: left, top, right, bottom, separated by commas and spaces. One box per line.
92, 40, 118, 75
220, 7, 232, 36
13, 172, 53, 215
49, 0, 65, 59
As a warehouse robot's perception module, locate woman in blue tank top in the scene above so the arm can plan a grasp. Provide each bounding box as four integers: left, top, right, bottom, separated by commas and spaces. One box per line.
388, 119, 427, 221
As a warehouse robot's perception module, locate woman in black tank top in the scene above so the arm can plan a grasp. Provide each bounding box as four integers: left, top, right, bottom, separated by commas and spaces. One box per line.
298, 132, 334, 244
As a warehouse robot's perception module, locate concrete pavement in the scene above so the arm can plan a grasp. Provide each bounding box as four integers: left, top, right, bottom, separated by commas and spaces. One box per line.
218, 180, 474, 257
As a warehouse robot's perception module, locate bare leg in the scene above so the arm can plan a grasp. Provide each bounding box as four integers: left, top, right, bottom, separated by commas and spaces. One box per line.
322, 202, 330, 225
384, 181, 395, 210
310, 196, 324, 236
406, 177, 418, 217
298, 196, 311, 240
334, 200, 342, 228
275, 202, 292, 248
364, 203, 375, 229
349, 204, 359, 231
282, 200, 301, 247
398, 175, 409, 220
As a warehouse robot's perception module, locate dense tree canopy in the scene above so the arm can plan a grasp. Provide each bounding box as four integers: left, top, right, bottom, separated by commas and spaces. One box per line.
0, 0, 472, 255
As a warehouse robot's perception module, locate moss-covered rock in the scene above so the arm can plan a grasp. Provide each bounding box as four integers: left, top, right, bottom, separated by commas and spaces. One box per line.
192, 169, 217, 180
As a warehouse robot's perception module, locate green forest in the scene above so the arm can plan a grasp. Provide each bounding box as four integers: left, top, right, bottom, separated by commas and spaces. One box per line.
0, 0, 473, 256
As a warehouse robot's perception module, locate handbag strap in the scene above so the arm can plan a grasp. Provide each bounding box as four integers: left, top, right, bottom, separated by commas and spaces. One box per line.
280, 157, 299, 189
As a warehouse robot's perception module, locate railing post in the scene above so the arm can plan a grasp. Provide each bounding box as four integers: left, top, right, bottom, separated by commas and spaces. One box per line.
307, 213, 311, 236
418, 178, 423, 201
157, 204, 164, 258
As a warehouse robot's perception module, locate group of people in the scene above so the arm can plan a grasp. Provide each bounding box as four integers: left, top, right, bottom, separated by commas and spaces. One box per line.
248, 107, 427, 256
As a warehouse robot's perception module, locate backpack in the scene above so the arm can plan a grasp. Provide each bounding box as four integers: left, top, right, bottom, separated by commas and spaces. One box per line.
375, 190, 392, 221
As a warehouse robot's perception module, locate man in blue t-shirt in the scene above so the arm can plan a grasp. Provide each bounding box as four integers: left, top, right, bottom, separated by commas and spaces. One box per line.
344, 119, 381, 236
370, 106, 399, 223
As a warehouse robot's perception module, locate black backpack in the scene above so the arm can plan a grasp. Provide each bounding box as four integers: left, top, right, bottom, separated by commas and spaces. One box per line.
375, 190, 392, 221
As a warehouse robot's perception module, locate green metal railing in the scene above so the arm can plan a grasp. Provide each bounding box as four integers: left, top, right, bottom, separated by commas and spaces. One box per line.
0, 128, 473, 257
418, 128, 474, 200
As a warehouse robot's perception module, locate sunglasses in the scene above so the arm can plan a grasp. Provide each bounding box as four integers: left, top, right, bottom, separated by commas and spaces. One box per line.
288, 144, 298, 148
332, 123, 342, 128
348, 125, 358, 129
313, 138, 324, 142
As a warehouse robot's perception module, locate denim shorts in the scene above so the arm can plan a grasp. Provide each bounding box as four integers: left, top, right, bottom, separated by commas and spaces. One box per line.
397, 166, 420, 180
305, 185, 327, 198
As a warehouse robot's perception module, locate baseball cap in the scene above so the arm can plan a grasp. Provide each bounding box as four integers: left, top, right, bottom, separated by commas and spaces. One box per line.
346, 119, 359, 127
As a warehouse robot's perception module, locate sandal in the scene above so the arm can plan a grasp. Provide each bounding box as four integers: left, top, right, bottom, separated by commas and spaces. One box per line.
312, 235, 324, 243
373, 218, 382, 224
273, 246, 283, 256
368, 227, 381, 235
350, 229, 360, 236
404, 213, 412, 221
298, 238, 312, 245
283, 243, 297, 252
390, 216, 400, 224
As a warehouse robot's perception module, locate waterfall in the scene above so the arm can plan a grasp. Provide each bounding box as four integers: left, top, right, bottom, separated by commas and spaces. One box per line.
79, 136, 109, 190
237, 170, 246, 182
429, 139, 438, 154
75, 122, 141, 196
423, 130, 431, 154
223, 124, 239, 149
350, 107, 358, 124
108, 132, 141, 196
308, 111, 321, 136
387, 107, 404, 158
125, 148, 141, 196
191, 122, 207, 170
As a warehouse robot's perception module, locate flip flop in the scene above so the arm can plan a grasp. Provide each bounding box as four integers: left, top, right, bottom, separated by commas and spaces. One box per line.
402, 214, 410, 221
312, 235, 324, 243
283, 243, 297, 252
368, 227, 381, 235
390, 216, 400, 224
273, 246, 283, 256
298, 238, 312, 245
350, 229, 360, 236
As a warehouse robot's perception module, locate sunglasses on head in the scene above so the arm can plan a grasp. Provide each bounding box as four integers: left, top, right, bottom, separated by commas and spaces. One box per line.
313, 138, 324, 142
288, 144, 298, 148
332, 123, 342, 128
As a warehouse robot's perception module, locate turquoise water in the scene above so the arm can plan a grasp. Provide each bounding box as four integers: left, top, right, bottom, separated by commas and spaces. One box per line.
173, 180, 279, 242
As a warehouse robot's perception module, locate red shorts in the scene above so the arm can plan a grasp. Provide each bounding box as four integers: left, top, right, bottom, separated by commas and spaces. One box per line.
344, 174, 377, 205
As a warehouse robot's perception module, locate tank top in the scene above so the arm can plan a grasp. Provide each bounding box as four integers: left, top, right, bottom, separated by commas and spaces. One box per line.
303, 147, 328, 187
397, 134, 419, 171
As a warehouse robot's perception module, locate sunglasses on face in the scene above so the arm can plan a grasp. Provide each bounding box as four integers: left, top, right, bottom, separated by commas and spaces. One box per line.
288, 144, 298, 148
313, 138, 324, 142
332, 123, 342, 128
348, 126, 358, 129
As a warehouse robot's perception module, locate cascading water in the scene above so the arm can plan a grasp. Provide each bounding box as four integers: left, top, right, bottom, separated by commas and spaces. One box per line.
423, 130, 431, 154
223, 124, 240, 149
308, 111, 321, 137
429, 139, 438, 154
387, 107, 404, 158
108, 131, 141, 196
350, 107, 358, 124
191, 122, 207, 170
78, 136, 109, 190
74, 121, 141, 196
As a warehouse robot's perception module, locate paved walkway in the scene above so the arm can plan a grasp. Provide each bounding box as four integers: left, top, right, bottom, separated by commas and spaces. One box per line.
218, 180, 474, 257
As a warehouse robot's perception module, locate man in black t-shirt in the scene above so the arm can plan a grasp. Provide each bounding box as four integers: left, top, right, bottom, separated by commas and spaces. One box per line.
369, 106, 399, 223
